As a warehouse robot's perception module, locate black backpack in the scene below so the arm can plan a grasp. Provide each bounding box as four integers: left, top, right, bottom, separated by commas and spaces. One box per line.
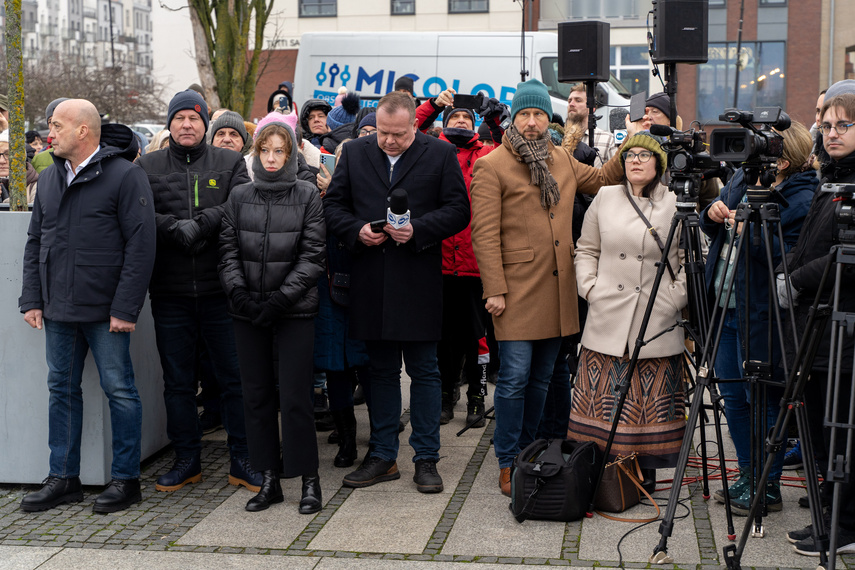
510, 438, 600, 523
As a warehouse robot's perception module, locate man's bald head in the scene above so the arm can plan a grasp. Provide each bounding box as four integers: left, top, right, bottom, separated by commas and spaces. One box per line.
50, 99, 102, 164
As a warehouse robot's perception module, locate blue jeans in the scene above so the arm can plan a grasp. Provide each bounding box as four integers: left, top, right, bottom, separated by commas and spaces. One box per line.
494, 337, 563, 468
151, 294, 248, 459
715, 309, 785, 479
44, 319, 142, 480
365, 341, 441, 463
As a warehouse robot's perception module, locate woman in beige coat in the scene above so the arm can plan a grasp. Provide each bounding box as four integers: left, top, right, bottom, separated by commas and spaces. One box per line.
568, 132, 687, 491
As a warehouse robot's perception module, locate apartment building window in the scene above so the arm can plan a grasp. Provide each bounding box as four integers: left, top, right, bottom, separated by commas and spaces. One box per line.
610, 45, 650, 96
449, 0, 488, 14
709, 0, 725, 6
697, 41, 786, 121
392, 0, 414, 15
759, 0, 785, 4
299, 0, 336, 17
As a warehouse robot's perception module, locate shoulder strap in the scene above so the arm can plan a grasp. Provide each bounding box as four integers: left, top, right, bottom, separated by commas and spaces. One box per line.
621, 186, 676, 281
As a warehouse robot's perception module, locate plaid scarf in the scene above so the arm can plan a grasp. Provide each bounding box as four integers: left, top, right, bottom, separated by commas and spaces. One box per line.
506, 123, 560, 209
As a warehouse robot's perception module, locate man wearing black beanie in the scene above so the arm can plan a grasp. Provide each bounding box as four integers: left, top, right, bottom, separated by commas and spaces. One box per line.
136, 89, 258, 495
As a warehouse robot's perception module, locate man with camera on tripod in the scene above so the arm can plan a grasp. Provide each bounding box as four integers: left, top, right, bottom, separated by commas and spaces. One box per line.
779, 86, 855, 557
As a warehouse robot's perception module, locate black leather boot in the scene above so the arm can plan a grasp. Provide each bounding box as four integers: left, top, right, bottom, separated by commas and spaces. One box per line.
332, 407, 358, 468
640, 468, 657, 495
245, 470, 283, 512
299, 474, 322, 514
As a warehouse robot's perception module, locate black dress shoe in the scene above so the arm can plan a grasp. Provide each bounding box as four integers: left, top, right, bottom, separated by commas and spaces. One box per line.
246, 470, 284, 512
21, 476, 83, 512
93, 479, 141, 513
299, 474, 322, 514
342, 456, 400, 488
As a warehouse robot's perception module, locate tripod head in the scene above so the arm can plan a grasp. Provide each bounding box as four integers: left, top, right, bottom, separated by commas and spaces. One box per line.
821, 183, 855, 245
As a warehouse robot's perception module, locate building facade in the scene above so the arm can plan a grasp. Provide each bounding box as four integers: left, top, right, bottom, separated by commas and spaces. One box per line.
1, 0, 153, 90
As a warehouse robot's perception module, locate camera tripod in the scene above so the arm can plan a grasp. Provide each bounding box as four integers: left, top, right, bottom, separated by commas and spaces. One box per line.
647, 182, 803, 564
723, 239, 855, 570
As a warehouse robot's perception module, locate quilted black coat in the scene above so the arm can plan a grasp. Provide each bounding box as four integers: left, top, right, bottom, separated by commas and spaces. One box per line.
218, 127, 326, 320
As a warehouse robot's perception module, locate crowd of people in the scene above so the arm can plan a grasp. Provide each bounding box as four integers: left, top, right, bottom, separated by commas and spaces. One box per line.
8, 73, 855, 557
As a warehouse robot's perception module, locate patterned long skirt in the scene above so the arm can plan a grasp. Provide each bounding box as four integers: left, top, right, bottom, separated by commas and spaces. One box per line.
567, 347, 687, 469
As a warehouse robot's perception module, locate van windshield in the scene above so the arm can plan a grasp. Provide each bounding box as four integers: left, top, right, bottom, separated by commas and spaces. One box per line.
539, 57, 631, 104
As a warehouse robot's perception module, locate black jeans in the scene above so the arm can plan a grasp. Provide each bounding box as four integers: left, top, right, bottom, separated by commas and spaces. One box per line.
233, 318, 318, 477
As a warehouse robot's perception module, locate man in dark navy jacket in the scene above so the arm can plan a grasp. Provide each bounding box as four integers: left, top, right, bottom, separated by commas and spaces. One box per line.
324, 91, 470, 493
19, 99, 156, 513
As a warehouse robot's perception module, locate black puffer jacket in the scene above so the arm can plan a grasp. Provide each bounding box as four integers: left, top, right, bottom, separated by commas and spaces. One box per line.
136, 137, 250, 297
781, 153, 855, 372
219, 125, 326, 320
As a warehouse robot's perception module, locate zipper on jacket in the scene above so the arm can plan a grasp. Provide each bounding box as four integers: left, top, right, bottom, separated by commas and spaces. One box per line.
194, 174, 200, 208
262, 199, 272, 298
186, 154, 198, 296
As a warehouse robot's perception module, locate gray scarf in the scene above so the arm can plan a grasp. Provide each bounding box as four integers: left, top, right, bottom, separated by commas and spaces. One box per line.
506, 123, 560, 209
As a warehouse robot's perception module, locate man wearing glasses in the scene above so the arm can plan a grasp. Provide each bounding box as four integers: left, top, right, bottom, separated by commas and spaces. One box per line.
780, 84, 855, 557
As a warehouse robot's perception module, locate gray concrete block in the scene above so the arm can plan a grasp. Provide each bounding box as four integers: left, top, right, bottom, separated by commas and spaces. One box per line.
37, 548, 320, 569
442, 493, 564, 559
309, 491, 448, 554
0, 545, 62, 569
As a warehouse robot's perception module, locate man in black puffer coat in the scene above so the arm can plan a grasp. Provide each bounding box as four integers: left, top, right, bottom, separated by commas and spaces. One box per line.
136, 89, 259, 495
781, 89, 855, 557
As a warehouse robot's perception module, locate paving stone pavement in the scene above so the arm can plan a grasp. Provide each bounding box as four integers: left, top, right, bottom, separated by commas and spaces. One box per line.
1, 392, 854, 569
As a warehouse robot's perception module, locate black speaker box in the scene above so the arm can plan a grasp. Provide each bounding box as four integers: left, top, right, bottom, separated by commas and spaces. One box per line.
652, 0, 709, 64
557, 21, 610, 83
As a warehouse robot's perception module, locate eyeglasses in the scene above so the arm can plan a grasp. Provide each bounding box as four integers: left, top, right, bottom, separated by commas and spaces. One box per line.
358, 128, 376, 137
0, 152, 9, 161
622, 150, 654, 163
818, 122, 855, 136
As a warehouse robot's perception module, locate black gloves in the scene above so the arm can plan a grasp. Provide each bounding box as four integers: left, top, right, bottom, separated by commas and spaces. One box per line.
230, 288, 262, 319
168, 219, 203, 252
251, 292, 289, 328
478, 97, 507, 121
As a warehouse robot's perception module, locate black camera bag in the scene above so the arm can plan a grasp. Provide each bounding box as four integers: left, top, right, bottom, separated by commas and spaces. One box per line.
510, 438, 599, 523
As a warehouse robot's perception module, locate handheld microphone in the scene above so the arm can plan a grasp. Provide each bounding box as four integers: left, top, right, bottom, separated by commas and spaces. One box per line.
609, 108, 628, 145
387, 188, 410, 229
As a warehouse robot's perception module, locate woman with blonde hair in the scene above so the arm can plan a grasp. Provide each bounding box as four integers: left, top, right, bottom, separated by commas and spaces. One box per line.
700, 119, 817, 515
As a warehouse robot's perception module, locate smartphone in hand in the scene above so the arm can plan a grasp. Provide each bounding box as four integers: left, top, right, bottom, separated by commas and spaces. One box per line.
320, 154, 336, 178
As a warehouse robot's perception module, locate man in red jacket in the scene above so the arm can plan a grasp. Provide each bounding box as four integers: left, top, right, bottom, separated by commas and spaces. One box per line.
416, 89, 508, 426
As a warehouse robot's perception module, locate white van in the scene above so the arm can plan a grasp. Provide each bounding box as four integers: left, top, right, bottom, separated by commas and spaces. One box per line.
292, 31, 630, 131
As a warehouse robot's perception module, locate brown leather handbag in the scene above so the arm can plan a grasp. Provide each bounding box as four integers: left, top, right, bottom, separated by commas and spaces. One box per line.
594, 453, 660, 523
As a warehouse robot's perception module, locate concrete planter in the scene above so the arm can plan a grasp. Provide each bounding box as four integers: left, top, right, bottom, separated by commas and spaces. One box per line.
0, 211, 169, 485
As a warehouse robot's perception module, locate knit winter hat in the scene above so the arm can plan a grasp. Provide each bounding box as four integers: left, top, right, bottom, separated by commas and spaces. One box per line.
510, 79, 552, 121
45, 97, 70, 123
326, 93, 361, 130
825, 80, 855, 100
645, 93, 671, 117
620, 131, 668, 171
443, 107, 476, 128
210, 111, 248, 145
255, 111, 297, 141
478, 121, 491, 141
394, 76, 415, 95
167, 89, 209, 132
358, 113, 377, 130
